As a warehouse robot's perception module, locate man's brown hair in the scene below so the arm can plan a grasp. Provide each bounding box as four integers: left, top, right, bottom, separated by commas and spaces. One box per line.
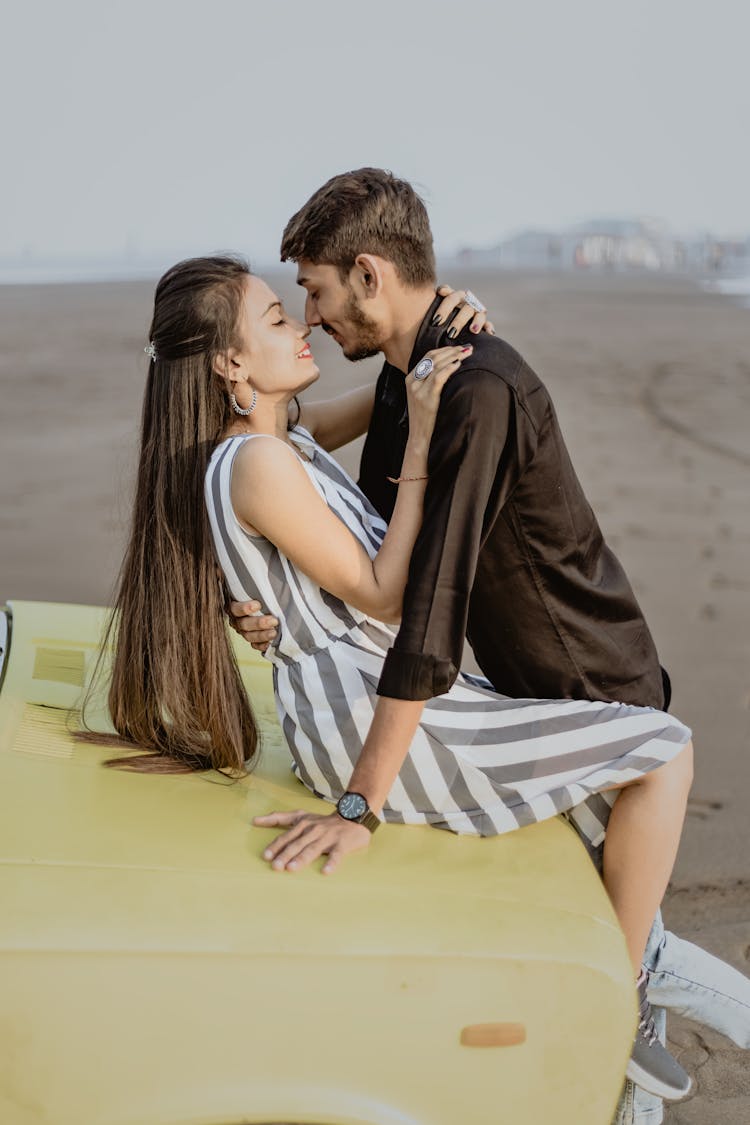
280, 167, 436, 287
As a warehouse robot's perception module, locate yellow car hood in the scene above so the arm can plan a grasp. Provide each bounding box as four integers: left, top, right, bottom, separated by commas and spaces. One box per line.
0, 600, 624, 969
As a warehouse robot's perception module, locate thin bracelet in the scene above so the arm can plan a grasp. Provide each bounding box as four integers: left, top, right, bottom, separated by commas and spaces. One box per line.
386, 474, 429, 483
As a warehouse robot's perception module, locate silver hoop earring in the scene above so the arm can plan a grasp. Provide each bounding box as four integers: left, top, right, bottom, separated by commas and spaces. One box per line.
230, 389, 257, 416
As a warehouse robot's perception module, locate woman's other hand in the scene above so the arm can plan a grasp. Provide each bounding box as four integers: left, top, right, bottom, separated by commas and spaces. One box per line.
405, 345, 472, 449
433, 284, 496, 338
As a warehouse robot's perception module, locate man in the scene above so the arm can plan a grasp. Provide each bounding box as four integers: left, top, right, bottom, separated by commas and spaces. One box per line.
231, 168, 750, 1123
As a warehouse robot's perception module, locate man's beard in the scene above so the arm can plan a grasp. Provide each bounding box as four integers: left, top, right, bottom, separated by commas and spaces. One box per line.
335, 289, 382, 362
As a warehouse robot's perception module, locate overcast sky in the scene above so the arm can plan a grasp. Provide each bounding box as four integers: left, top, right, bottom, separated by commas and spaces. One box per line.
2, 0, 748, 268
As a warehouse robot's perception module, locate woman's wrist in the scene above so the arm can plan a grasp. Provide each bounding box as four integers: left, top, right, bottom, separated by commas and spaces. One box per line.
404, 433, 429, 456
401, 440, 429, 474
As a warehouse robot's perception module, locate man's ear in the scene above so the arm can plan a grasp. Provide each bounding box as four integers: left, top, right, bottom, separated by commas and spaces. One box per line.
352, 254, 386, 300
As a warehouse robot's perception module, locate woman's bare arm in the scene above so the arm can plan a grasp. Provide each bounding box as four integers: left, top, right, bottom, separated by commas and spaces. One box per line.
297, 381, 376, 452
234, 346, 469, 621
232, 435, 423, 621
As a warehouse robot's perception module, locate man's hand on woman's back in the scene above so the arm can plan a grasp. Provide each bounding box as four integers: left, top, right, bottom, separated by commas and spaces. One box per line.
228, 600, 279, 653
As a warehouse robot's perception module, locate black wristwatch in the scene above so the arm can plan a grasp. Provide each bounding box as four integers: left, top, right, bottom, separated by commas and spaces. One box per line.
336, 790, 381, 833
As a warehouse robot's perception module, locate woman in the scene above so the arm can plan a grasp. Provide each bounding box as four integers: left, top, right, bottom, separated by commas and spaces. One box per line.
99, 254, 694, 1099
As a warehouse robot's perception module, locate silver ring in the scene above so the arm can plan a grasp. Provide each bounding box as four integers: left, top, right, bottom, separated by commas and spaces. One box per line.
464, 289, 485, 313
413, 358, 434, 381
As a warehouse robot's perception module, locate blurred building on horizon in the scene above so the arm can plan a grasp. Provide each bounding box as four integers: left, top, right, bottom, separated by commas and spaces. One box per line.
1, 219, 748, 287
457, 219, 750, 277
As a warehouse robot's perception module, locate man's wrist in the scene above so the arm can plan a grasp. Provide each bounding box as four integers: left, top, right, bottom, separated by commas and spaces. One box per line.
335, 790, 381, 833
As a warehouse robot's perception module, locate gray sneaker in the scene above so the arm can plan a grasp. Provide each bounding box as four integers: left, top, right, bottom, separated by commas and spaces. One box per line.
625, 971, 692, 1101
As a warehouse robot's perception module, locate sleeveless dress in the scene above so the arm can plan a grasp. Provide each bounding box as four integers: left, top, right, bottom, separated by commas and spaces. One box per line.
205, 426, 691, 839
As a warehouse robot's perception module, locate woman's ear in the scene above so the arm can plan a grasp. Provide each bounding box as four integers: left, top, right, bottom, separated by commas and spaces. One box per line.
212, 349, 241, 382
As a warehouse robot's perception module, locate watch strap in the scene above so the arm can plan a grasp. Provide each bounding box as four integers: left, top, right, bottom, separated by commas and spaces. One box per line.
359, 808, 381, 833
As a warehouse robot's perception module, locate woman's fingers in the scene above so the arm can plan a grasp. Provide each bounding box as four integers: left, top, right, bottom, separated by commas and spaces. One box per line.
408, 346, 471, 393
468, 309, 489, 335
420, 344, 472, 367
432, 345, 471, 374
431, 347, 471, 390
433, 284, 465, 326
434, 284, 489, 338
446, 303, 481, 339
405, 345, 472, 444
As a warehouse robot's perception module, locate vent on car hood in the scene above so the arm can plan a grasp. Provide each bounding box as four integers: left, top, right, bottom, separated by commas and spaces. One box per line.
32, 646, 86, 687
13, 703, 75, 759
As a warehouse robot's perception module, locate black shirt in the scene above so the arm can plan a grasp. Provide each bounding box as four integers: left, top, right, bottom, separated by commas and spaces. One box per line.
358, 296, 666, 709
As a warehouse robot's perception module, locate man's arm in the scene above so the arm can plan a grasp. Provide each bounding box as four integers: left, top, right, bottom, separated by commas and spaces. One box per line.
345, 370, 524, 815
378, 364, 530, 699
348, 697, 426, 813
254, 369, 528, 871
253, 695, 426, 875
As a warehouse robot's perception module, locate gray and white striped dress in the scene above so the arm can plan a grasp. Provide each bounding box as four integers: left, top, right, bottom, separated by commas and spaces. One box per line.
205, 426, 691, 841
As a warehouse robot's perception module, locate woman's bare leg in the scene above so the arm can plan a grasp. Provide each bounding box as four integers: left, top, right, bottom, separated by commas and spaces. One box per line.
602, 742, 694, 975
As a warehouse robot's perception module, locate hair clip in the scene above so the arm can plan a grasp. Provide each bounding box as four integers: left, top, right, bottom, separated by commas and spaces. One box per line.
144, 342, 157, 361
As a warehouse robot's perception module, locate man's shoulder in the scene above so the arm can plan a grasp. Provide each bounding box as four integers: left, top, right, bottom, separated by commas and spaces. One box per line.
444, 334, 544, 404
463, 333, 525, 384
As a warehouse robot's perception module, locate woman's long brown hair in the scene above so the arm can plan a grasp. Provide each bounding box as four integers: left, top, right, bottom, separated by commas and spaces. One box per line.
81, 256, 260, 774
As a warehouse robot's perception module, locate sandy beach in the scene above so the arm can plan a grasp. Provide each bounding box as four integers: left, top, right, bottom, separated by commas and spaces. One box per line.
1, 268, 748, 1120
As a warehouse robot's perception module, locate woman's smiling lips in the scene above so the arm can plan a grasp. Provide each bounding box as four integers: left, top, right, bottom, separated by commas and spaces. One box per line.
296, 344, 313, 360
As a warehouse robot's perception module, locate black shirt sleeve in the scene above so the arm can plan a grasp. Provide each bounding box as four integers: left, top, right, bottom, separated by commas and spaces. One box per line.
377, 367, 527, 699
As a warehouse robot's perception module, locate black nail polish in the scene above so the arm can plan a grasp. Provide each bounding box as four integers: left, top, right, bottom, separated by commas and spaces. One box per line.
447, 326, 458, 339
431, 314, 442, 326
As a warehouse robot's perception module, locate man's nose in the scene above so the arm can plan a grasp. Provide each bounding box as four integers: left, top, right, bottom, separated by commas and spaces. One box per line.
305, 295, 321, 326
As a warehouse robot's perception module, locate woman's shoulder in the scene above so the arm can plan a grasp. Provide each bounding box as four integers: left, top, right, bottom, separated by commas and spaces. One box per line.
230, 435, 319, 509
232, 433, 302, 476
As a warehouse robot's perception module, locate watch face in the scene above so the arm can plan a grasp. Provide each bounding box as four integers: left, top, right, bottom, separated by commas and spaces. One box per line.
338, 792, 367, 820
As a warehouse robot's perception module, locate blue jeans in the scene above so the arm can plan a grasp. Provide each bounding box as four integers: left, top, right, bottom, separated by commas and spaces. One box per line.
611, 908, 750, 1123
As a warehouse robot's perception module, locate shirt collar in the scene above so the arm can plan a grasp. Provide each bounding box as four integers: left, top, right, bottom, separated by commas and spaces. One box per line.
407, 293, 446, 371
380, 293, 448, 423
383, 292, 446, 380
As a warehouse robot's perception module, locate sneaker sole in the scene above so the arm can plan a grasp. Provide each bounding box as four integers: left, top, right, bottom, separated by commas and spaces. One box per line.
625, 1058, 692, 1102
